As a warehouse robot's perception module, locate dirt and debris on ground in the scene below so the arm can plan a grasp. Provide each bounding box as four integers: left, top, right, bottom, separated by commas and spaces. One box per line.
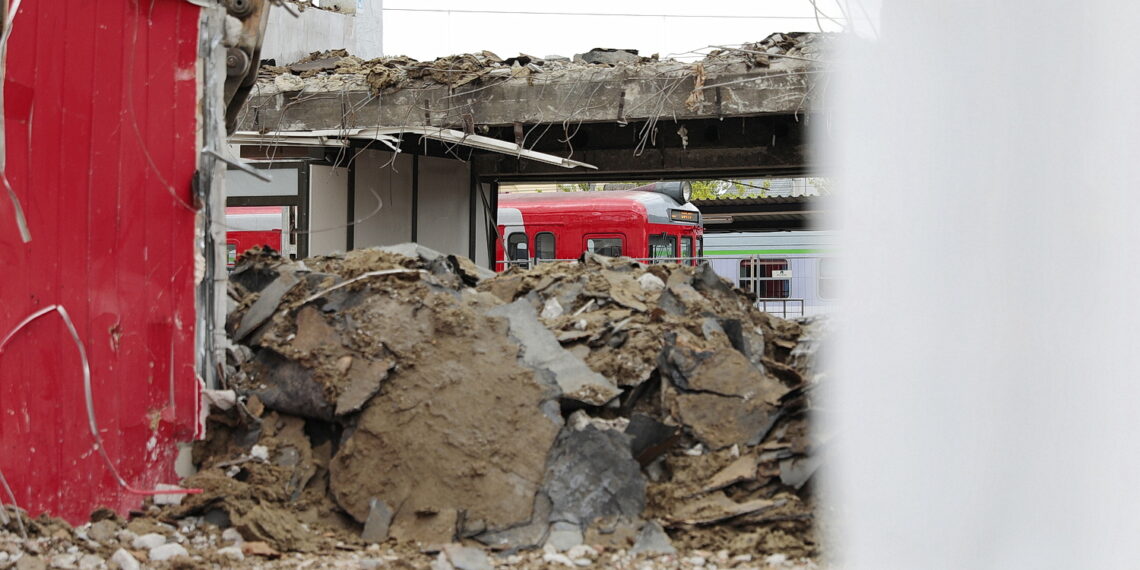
0, 243, 829, 568
253, 32, 832, 97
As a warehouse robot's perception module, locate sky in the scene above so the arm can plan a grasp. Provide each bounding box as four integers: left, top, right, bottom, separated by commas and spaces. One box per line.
376, 0, 846, 61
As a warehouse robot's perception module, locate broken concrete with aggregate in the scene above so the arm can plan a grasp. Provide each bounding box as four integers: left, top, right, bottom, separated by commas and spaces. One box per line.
0, 244, 828, 568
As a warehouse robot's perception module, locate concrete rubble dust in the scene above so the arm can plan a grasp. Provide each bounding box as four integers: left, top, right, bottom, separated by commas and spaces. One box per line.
255, 32, 830, 97
0, 244, 828, 569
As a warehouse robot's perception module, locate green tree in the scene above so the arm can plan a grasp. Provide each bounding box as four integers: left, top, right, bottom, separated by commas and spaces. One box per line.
690, 180, 748, 199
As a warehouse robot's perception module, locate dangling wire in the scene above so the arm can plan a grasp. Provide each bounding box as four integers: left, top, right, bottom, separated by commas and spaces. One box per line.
0, 305, 203, 498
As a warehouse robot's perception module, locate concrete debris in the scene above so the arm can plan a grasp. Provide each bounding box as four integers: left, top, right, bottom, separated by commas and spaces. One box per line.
631, 520, 677, 556
130, 532, 165, 550
109, 549, 139, 570
441, 543, 494, 570
488, 299, 621, 406
544, 521, 584, 552
148, 542, 189, 561
252, 33, 831, 98
108, 243, 831, 564
543, 427, 647, 526
574, 48, 644, 65
361, 499, 394, 544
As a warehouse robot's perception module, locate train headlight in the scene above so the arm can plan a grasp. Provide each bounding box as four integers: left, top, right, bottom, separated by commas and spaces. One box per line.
681, 181, 692, 203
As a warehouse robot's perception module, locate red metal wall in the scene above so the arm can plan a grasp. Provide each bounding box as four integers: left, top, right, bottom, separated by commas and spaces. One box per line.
0, 1, 202, 523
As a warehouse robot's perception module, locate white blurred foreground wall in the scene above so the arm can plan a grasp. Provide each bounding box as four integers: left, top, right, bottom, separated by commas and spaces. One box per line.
826, 2, 1140, 568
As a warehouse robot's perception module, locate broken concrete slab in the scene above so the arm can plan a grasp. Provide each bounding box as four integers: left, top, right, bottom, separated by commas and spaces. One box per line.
246, 349, 334, 421
543, 521, 583, 552
333, 357, 394, 416
328, 293, 563, 539
234, 270, 300, 341
574, 48, 641, 65
542, 426, 646, 526
664, 386, 780, 451
474, 493, 552, 551
361, 499, 393, 543
701, 453, 761, 494
625, 414, 680, 467
630, 521, 676, 556
290, 305, 342, 354
660, 331, 784, 400
779, 454, 824, 490
487, 300, 621, 406
440, 544, 493, 570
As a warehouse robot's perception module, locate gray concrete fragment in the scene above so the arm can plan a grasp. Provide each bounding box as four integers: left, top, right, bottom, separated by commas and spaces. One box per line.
234, 270, 300, 341
88, 519, 118, 543
148, 543, 189, 562
637, 273, 665, 292
691, 262, 734, 299
630, 521, 676, 556
247, 349, 334, 420
575, 48, 641, 65
544, 521, 584, 552
110, 550, 140, 570
779, 454, 824, 489
441, 544, 494, 570
474, 492, 552, 551
625, 414, 679, 466
361, 498, 394, 543
543, 427, 646, 525
487, 300, 620, 406
131, 533, 166, 550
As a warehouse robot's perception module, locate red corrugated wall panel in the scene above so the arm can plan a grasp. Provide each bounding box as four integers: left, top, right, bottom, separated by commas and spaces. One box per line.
0, 0, 201, 523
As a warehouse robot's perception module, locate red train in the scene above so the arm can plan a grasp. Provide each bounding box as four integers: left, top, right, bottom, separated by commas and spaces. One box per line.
495, 182, 703, 270
224, 206, 287, 267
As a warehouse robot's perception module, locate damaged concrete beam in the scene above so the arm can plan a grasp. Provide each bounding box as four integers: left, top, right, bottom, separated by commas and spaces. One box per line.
237, 68, 820, 133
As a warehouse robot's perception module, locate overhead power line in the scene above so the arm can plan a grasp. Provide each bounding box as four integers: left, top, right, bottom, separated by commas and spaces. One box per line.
383, 8, 845, 20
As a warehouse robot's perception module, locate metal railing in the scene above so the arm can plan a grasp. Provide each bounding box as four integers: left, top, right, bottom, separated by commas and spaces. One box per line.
755, 298, 806, 319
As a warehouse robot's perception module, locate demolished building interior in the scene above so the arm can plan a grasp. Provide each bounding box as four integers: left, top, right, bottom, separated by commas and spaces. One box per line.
0, 5, 833, 563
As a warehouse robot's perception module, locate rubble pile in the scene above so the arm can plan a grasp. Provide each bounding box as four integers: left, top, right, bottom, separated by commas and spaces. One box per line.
166, 243, 828, 563
0, 244, 826, 566
255, 32, 830, 96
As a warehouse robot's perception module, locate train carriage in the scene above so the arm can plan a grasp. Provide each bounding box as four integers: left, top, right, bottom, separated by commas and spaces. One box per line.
495, 182, 703, 270
702, 230, 837, 317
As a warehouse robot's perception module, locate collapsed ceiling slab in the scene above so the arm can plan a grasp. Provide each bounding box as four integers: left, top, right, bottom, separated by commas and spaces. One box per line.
233, 33, 831, 179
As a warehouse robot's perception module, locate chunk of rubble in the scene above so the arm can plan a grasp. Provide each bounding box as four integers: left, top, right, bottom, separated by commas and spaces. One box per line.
488, 300, 621, 406
328, 291, 563, 542
209, 245, 824, 557
630, 521, 676, 556
542, 427, 646, 526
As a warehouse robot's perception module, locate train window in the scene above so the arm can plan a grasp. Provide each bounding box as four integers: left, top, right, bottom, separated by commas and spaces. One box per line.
681, 237, 694, 262
818, 257, 838, 299
586, 237, 623, 257
507, 232, 528, 261
739, 258, 790, 298
649, 234, 676, 262
535, 232, 556, 260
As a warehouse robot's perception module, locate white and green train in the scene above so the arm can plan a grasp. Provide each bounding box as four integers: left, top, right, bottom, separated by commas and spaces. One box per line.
702, 231, 837, 318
